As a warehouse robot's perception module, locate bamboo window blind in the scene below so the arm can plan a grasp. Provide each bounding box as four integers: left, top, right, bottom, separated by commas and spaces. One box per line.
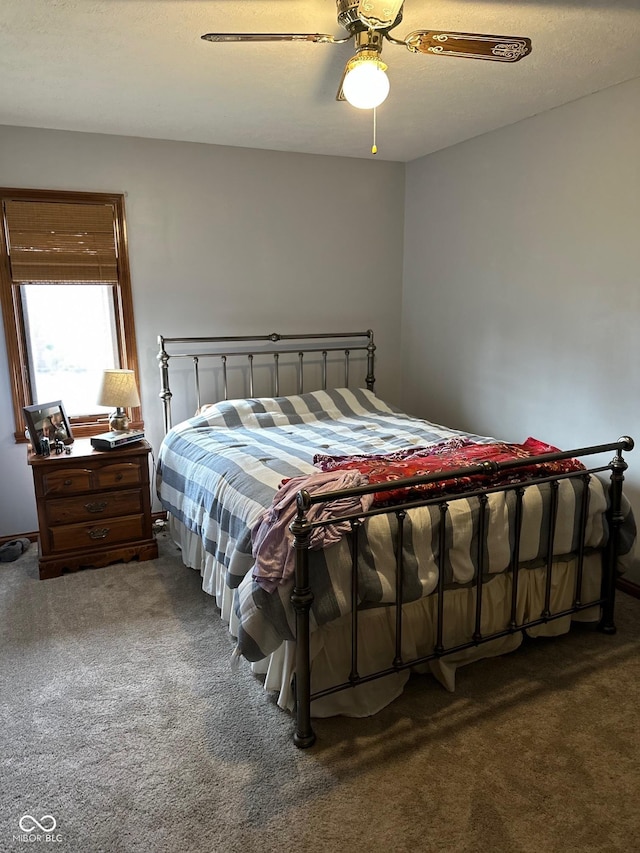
3, 200, 118, 282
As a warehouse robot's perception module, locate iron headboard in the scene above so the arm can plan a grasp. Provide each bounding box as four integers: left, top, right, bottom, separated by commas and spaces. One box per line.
157, 330, 376, 433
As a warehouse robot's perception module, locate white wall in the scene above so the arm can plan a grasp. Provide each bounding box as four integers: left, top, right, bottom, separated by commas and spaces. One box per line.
0, 127, 405, 536
402, 77, 640, 579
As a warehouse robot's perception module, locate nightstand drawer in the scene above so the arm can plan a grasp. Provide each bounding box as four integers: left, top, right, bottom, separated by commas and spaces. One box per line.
95, 462, 141, 489
46, 489, 143, 525
49, 514, 146, 553
42, 468, 93, 496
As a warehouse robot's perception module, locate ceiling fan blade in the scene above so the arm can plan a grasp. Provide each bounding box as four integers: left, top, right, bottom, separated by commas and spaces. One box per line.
357, 0, 404, 30
403, 30, 531, 62
201, 32, 344, 44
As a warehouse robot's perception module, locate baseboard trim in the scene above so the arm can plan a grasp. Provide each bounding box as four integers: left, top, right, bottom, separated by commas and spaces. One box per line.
617, 576, 640, 599
0, 532, 38, 547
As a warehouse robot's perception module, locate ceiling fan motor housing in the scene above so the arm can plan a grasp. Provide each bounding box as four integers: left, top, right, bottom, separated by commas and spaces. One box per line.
336, 0, 403, 34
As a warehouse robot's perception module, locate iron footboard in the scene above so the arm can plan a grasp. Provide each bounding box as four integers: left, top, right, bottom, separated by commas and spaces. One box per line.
291, 437, 633, 748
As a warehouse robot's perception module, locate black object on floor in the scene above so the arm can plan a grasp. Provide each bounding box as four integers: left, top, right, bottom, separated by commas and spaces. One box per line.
0, 538, 31, 562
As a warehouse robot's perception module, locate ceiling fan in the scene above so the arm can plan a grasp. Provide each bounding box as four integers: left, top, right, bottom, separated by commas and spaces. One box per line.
201, 1, 532, 110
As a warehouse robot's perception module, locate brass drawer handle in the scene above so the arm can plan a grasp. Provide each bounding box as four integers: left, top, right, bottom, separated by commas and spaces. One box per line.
88, 527, 110, 540
64, 479, 73, 486
85, 501, 107, 514
115, 473, 123, 481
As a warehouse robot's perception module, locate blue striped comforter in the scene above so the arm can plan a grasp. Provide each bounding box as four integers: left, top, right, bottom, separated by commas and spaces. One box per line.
156, 388, 633, 661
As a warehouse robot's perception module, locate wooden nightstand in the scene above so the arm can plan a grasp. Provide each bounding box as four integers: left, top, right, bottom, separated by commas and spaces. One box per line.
28, 438, 159, 579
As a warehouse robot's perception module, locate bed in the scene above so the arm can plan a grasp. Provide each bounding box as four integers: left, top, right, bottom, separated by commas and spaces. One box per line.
156, 330, 636, 747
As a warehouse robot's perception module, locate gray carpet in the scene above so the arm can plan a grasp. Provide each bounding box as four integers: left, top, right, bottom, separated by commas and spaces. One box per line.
1, 533, 639, 853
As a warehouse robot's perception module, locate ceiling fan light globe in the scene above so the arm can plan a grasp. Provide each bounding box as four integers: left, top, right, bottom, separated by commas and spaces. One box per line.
342, 61, 390, 109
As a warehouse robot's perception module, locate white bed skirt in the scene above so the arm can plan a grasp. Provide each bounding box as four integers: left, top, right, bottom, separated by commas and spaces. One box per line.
168, 515, 601, 718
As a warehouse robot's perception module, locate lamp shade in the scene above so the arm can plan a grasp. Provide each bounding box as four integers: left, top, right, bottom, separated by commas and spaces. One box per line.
98, 369, 141, 409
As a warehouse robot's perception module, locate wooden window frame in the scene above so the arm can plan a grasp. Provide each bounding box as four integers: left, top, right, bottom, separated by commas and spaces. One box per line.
0, 188, 143, 441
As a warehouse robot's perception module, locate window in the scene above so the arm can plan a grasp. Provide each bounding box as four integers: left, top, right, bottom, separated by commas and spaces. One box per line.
0, 189, 142, 441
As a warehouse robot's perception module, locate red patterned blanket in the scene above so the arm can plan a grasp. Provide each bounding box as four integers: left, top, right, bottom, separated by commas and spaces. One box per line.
313, 437, 585, 506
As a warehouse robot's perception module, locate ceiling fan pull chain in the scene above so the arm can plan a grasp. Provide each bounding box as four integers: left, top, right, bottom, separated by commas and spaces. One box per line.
371, 107, 378, 155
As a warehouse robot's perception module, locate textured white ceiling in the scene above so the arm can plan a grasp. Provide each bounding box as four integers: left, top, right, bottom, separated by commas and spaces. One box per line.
1, 1, 640, 162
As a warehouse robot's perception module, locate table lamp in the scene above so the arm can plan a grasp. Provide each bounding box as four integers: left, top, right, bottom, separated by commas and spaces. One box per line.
98, 369, 140, 432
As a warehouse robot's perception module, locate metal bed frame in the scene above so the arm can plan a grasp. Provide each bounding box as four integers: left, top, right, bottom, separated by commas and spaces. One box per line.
290, 438, 633, 747
156, 330, 633, 748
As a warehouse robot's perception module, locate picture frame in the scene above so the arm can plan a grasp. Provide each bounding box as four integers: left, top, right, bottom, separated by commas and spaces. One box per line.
23, 400, 74, 454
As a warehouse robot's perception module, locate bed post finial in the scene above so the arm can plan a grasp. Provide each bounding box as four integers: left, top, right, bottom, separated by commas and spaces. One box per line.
290, 489, 316, 748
